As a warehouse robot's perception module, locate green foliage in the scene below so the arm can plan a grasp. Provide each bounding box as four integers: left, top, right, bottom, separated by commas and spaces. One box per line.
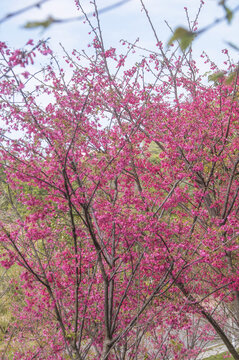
0, 266, 20, 350
23, 16, 55, 29
168, 27, 195, 51
204, 349, 233, 359
224, 5, 233, 23
204, 352, 233, 360
148, 141, 161, 164
219, 0, 234, 23
208, 71, 225, 83
208, 68, 238, 85
225, 70, 237, 84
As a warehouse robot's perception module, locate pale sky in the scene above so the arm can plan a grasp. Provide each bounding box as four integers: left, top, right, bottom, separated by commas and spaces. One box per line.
1, 0, 239, 71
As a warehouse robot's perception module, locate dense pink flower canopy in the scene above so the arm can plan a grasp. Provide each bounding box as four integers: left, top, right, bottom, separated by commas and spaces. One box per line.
0, 14, 238, 360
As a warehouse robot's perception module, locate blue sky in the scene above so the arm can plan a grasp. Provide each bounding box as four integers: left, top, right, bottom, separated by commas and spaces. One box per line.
1, 0, 239, 71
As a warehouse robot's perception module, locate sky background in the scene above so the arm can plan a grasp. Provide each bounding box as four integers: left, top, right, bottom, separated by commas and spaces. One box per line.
0, 0, 239, 72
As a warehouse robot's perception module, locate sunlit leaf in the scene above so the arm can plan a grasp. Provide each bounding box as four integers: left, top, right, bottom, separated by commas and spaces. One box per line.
208, 71, 225, 82
168, 27, 195, 51
225, 69, 239, 85
23, 16, 55, 29
223, 5, 233, 23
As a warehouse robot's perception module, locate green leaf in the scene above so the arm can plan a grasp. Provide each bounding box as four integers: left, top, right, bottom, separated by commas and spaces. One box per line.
208, 71, 225, 83
23, 16, 55, 29
168, 27, 195, 51
223, 5, 233, 23
225, 70, 237, 85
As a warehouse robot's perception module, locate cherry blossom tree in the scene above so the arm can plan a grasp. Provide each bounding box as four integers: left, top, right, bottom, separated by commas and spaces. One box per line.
0, 1, 238, 359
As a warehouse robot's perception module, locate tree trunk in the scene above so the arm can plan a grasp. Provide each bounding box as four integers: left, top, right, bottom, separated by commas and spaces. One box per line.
101, 338, 113, 360
201, 309, 239, 360
176, 280, 239, 360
